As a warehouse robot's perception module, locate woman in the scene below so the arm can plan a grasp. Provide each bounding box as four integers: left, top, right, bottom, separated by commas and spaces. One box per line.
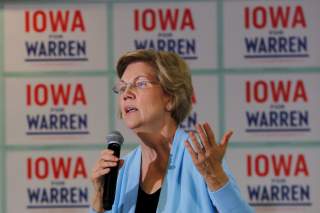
89, 49, 253, 213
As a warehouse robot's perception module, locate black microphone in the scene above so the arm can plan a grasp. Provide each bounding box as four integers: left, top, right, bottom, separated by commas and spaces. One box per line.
102, 131, 124, 210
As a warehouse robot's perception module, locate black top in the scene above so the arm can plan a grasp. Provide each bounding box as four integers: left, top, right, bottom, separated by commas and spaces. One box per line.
135, 186, 161, 213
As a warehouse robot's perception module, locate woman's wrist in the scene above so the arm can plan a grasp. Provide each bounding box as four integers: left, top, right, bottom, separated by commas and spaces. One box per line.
206, 170, 229, 191
91, 190, 104, 213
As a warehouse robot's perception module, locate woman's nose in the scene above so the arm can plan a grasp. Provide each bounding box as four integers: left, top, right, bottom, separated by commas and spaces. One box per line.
122, 85, 135, 100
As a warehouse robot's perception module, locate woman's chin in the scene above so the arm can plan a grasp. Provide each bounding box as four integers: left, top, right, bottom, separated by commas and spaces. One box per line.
124, 121, 151, 134
124, 119, 141, 130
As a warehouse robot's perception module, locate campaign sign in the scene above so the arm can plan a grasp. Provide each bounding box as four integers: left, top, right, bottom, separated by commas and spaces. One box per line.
114, 2, 217, 69
6, 150, 99, 212
5, 77, 109, 145
226, 147, 320, 213
225, 73, 320, 142
115, 75, 220, 143
4, 3, 108, 71
224, 0, 320, 68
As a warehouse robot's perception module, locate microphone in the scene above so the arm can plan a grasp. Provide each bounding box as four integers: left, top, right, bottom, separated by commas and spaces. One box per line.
102, 131, 124, 210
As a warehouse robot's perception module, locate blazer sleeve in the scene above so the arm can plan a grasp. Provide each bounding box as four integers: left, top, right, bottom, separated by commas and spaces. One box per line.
207, 160, 255, 213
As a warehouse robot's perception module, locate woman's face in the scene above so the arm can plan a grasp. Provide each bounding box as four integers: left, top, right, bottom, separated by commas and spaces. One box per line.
118, 62, 171, 133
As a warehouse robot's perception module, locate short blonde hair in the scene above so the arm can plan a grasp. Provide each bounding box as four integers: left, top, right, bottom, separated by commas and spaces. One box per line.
116, 49, 193, 125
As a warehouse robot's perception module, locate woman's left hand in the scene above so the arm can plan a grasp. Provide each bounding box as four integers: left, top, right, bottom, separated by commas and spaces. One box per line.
184, 122, 233, 191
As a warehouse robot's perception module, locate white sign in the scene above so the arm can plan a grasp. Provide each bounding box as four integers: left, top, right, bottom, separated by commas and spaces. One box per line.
226, 147, 320, 213
5, 77, 109, 145
114, 2, 217, 70
224, 0, 320, 68
225, 73, 320, 142
4, 3, 108, 72
6, 150, 98, 213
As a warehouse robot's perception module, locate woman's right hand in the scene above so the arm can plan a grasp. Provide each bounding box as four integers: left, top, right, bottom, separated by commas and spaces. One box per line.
90, 149, 123, 212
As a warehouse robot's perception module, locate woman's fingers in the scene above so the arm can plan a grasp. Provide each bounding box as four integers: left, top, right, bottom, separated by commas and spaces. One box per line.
220, 130, 233, 155
221, 130, 233, 146
100, 150, 119, 162
100, 149, 114, 155
99, 160, 118, 168
184, 140, 199, 162
196, 124, 211, 149
92, 168, 110, 179
91, 149, 121, 181
185, 123, 232, 163
189, 131, 205, 154
202, 123, 217, 147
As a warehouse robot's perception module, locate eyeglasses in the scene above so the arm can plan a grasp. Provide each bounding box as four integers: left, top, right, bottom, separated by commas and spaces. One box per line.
112, 76, 159, 95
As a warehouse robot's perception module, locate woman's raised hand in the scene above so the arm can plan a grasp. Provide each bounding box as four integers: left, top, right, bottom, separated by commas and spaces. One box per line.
185, 122, 233, 191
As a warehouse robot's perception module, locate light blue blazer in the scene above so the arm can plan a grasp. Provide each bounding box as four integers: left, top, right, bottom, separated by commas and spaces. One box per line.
89, 128, 254, 213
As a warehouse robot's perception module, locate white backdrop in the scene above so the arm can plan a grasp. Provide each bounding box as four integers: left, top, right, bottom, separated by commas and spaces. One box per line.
1, 1, 319, 213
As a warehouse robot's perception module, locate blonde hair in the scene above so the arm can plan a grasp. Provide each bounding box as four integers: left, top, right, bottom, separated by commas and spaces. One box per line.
116, 49, 193, 125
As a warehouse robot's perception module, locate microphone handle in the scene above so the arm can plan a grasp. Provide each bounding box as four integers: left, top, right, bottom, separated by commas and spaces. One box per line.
102, 143, 121, 210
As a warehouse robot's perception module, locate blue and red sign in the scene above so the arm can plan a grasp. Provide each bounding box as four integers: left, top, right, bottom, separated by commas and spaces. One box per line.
224, 1, 320, 68
225, 74, 320, 142
114, 2, 218, 69
4, 3, 108, 71
5, 77, 109, 145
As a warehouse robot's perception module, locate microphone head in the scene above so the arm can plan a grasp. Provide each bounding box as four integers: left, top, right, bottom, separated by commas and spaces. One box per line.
106, 131, 124, 146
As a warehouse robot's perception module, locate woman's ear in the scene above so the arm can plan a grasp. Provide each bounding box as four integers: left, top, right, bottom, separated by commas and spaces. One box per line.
165, 96, 174, 112
165, 104, 172, 112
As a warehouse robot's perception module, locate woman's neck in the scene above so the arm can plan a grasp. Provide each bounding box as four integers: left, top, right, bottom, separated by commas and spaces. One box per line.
137, 122, 177, 164
137, 122, 177, 193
